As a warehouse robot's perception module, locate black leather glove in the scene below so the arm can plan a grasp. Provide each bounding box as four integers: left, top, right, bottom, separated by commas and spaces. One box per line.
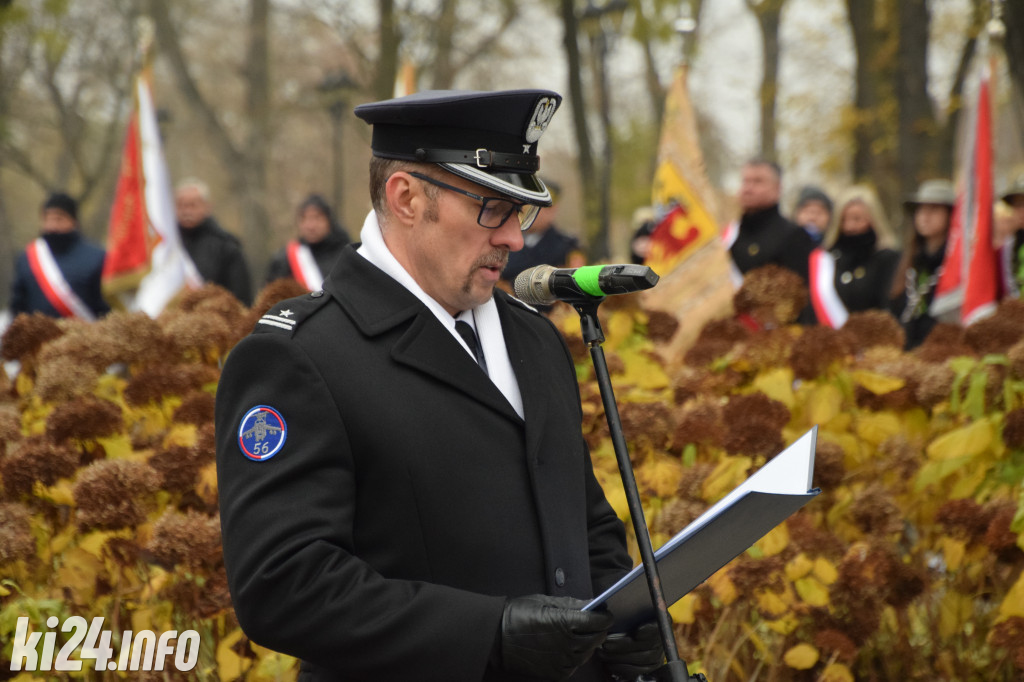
494, 594, 614, 681
597, 621, 665, 679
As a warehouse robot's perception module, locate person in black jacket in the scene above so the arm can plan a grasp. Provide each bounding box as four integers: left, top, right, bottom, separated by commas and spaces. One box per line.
728, 159, 816, 282
501, 180, 583, 284
820, 185, 901, 315
215, 90, 662, 682
174, 178, 253, 305
998, 173, 1024, 298
889, 179, 956, 348
265, 194, 351, 290
9, 192, 110, 320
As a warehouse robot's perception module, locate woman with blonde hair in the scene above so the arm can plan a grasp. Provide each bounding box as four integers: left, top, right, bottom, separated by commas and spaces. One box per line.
809, 185, 900, 327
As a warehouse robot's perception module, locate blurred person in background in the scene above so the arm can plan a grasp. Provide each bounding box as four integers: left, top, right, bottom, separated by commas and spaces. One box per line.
628, 206, 657, 265
9, 192, 109, 321
175, 178, 253, 305
792, 185, 833, 246
815, 185, 900, 319
725, 158, 816, 282
998, 173, 1024, 299
501, 179, 584, 284
889, 179, 956, 349
265, 194, 351, 290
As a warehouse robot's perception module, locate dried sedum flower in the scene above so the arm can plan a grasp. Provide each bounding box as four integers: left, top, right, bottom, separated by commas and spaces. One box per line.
148, 445, 206, 494
0, 502, 35, 564
0, 313, 64, 361
813, 440, 845, 489
124, 364, 219, 407
172, 390, 216, 426
0, 437, 80, 497
720, 393, 789, 457
936, 498, 990, 542
990, 616, 1024, 671
73, 459, 160, 530
790, 326, 853, 380
619, 401, 674, 449
1009, 339, 1024, 381
915, 323, 975, 363
1004, 409, 1024, 450
813, 629, 859, 663
684, 317, 750, 367
46, 396, 123, 442
146, 509, 222, 570
0, 405, 22, 454
646, 310, 681, 344
850, 484, 903, 537
673, 400, 725, 450
733, 265, 808, 328
34, 355, 102, 403
839, 310, 905, 352
160, 311, 237, 363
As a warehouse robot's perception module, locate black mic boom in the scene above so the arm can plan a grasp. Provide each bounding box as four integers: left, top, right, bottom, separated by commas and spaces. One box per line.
513, 264, 659, 306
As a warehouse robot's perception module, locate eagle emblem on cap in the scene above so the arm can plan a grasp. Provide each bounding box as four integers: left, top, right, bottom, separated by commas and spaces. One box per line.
524, 96, 558, 144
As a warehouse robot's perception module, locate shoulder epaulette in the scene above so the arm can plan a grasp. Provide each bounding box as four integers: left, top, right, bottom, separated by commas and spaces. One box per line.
253, 289, 332, 337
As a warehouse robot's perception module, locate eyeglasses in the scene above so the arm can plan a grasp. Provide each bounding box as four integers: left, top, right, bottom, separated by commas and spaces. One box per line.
407, 172, 541, 232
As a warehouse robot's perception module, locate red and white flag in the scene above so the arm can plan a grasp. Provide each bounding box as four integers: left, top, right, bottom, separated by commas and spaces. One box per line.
103, 68, 201, 316
931, 55, 999, 325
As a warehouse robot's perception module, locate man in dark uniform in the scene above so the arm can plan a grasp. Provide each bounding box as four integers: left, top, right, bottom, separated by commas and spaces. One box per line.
175, 178, 253, 305
727, 159, 816, 281
10, 192, 110, 320
215, 90, 663, 681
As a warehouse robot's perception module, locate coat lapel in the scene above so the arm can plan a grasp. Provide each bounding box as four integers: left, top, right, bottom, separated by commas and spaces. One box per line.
496, 293, 551, 459
325, 248, 522, 425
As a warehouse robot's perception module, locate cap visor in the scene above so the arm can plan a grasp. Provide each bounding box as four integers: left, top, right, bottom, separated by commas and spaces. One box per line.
440, 163, 552, 206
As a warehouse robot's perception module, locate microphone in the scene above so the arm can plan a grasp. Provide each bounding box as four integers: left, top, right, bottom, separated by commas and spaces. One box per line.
513, 264, 659, 306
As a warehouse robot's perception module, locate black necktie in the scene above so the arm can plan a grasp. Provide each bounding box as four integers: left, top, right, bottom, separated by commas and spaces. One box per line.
455, 320, 488, 375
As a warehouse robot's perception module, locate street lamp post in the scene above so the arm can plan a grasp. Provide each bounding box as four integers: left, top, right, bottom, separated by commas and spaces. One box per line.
580, 0, 627, 261
317, 70, 358, 212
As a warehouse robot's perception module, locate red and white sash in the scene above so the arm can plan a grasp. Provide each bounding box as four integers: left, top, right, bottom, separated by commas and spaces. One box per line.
286, 240, 324, 291
808, 249, 848, 329
721, 220, 744, 287
26, 238, 96, 321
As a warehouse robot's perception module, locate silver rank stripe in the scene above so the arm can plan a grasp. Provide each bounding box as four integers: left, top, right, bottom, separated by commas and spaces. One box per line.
258, 313, 296, 331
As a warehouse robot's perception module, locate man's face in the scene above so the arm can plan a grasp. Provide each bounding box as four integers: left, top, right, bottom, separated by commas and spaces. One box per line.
298, 206, 331, 243
395, 171, 525, 315
176, 188, 210, 229
41, 209, 76, 234
794, 200, 830, 234
738, 164, 781, 213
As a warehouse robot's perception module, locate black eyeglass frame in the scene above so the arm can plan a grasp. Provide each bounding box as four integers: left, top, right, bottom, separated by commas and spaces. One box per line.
406, 171, 540, 232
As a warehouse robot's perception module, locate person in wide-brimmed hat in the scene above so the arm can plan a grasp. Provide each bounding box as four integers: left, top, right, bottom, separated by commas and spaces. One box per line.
997, 173, 1024, 298
889, 179, 956, 349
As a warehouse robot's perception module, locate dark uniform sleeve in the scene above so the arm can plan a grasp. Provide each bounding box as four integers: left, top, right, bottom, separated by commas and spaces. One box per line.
9, 253, 28, 315
215, 332, 505, 681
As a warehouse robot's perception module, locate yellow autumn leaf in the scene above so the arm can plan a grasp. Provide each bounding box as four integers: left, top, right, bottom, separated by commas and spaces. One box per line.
708, 569, 738, 605
997, 570, 1024, 622
33, 479, 76, 507
820, 662, 855, 682
615, 348, 670, 390
914, 457, 973, 492
805, 383, 844, 427
785, 553, 813, 581
754, 523, 789, 558
95, 434, 136, 460
950, 462, 989, 500
637, 455, 683, 498
851, 370, 906, 395
766, 613, 800, 635
756, 589, 790, 617
249, 651, 298, 682
753, 368, 795, 409
702, 456, 752, 503
77, 530, 122, 559
854, 412, 902, 446
164, 423, 198, 449
783, 643, 820, 670
56, 547, 103, 605
939, 591, 974, 639
604, 309, 637, 350
93, 373, 125, 403
794, 576, 830, 607
927, 419, 993, 461
813, 557, 839, 585
217, 628, 252, 682
669, 593, 698, 624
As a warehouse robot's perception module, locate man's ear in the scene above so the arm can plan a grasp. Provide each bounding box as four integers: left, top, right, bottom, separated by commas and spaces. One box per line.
384, 172, 418, 226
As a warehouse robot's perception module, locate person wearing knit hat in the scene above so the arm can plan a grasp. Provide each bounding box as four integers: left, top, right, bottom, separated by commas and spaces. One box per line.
264, 194, 352, 290
792, 185, 833, 246
216, 90, 653, 682
8, 192, 110, 320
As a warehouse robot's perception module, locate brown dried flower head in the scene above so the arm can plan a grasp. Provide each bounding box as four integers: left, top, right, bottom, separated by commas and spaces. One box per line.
1008, 339, 1024, 381
148, 445, 206, 494
911, 361, 957, 409
813, 440, 845, 489
990, 616, 1024, 671
964, 309, 1024, 356
839, 310, 906, 352
653, 497, 708, 537
684, 317, 750, 367
1004, 409, 1024, 450
0, 502, 36, 564
789, 325, 853, 380
0, 437, 80, 497
0, 405, 22, 454
646, 310, 681, 344
935, 498, 990, 542
850, 483, 904, 537
914, 323, 976, 363
146, 509, 222, 570
73, 459, 160, 530
0, 313, 64, 362
173, 390, 216, 426
34, 355, 102, 403
733, 265, 808, 327
92, 311, 172, 368
124, 364, 219, 407
673, 400, 725, 450
813, 629, 859, 663
46, 396, 123, 443
619, 401, 674, 449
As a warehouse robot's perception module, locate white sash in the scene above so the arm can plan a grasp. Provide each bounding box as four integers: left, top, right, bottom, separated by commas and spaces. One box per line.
721, 220, 744, 287
808, 249, 849, 329
26, 238, 97, 321
287, 241, 324, 291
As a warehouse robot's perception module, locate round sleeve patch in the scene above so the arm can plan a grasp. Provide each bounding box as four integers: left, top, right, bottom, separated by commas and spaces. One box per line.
238, 406, 288, 461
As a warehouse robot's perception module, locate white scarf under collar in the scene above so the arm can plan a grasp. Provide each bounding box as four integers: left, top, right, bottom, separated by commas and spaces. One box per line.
356, 210, 524, 419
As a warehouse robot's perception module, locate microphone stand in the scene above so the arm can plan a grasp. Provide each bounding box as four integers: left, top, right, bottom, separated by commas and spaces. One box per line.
572, 299, 707, 682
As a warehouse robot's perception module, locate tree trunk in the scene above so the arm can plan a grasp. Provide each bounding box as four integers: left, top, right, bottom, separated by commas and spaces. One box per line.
429, 0, 458, 90
745, 0, 786, 162
1005, 0, 1024, 103
559, 0, 601, 259
374, 0, 400, 100
896, 0, 936, 192
244, 0, 271, 284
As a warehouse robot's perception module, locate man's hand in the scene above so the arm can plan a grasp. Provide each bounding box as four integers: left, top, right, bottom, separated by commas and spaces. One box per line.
495, 594, 614, 681
597, 621, 665, 679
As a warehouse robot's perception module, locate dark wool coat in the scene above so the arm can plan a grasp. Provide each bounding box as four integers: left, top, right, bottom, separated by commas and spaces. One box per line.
829, 231, 901, 314
10, 231, 110, 318
264, 231, 351, 287
731, 204, 816, 281
215, 247, 632, 682
179, 217, 252, 305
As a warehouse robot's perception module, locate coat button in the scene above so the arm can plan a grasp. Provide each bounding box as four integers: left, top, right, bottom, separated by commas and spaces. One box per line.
555, 568, 566, 587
